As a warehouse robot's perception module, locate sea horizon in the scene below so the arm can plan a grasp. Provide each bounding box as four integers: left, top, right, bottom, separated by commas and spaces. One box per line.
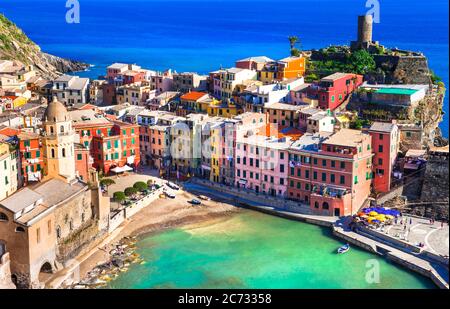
0, 0, 448, 136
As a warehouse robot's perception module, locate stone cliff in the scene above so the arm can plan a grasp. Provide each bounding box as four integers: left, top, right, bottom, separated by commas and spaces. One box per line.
0, 14, 88, 79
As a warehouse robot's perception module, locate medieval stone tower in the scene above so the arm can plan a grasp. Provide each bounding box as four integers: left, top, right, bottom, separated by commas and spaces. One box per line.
42, 97, 76, 182
351, 15, 379, 51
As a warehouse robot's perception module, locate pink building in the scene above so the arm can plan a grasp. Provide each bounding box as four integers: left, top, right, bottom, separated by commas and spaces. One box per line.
367, 122, 399, 193
150, 70, 174, 94
235, 129, 291, 197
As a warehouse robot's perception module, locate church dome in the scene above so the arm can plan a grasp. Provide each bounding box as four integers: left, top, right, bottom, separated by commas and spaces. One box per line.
43, 97, 70, 122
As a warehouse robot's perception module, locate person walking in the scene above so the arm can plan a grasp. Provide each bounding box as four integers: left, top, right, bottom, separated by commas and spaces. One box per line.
409, 218, 412, 225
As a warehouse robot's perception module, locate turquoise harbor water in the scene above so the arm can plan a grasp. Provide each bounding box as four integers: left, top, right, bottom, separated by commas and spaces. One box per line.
0, 0, 448, 136
106, 211, 434, 289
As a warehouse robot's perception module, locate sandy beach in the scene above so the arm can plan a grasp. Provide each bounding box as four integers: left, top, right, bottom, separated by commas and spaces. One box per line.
75, 187, 241, 285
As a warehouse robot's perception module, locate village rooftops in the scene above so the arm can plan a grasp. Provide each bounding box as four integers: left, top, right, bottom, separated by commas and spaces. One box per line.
0, 178, 88, 224
0, 187, 43, 214
308, 112, 329, 121
17, 130, 40, 141
324, 128, 366, 148
290, 132, 333, 152
66, 77, 89, 90
300, 107, 322, 115
180, 91, 209, 101
69, 109, 111, 127
236, 56, 274, 63
321, 72, 352, 82
264, 102, 304, 111
107, 63, 129, 70
369, 122, 397, 133
54, 74, 74, 82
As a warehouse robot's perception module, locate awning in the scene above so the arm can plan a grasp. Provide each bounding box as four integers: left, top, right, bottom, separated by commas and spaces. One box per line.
238, 179, 247, 185
111, 165, 133, 173
405, 149, 426, 158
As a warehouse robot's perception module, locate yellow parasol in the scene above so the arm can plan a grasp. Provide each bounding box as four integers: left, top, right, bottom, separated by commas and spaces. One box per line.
385, 215, 394, 219
369, 211, 378, 216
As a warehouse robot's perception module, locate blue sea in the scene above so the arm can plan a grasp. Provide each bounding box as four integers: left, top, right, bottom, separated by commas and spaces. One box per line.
1, 0, 448, 136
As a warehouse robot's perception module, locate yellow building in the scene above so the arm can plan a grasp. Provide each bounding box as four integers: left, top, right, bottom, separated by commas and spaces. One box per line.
0, 142, 19, 201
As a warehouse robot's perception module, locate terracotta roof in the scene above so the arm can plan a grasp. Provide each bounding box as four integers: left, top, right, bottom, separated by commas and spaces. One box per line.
0, 127, 20, 136
180, 91, 207, 101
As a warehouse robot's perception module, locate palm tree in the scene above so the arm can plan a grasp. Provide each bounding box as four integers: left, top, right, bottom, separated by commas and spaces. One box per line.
288, 36, 298, 50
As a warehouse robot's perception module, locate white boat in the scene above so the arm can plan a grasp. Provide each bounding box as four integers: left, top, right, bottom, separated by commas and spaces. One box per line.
337, 243, 350, 254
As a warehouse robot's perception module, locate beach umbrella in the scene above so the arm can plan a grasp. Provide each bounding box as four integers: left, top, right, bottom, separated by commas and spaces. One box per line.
369, 211, 378, 216
385, 215, 394, 220
357, 212, 366, 217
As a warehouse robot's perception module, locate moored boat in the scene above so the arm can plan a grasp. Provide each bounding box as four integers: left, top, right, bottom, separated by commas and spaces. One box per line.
337, 243, 350, 254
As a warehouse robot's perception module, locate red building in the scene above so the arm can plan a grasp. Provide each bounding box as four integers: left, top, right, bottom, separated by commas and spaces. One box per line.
288, 129, 373, 216
75, 143, 93, 182
91, 121, 140, 174
310, 73, 363, 111
70, 109, 114, 150
366, 122, 399, 193
17, 131, 44, 185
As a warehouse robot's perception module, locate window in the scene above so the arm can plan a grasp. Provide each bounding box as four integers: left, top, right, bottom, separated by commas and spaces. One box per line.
60, 125, 64, 133
51, 149, 55, 158
56, 226, 61, 239
36, 228, 41, 244
15, 227, 25, 233
340, 162, 345, 169
313, 171, 317, 180
331, 160, 335, 168
322, 159, 326, 167
378, 145, 383, 153
62, 148, 66, 157
322, 202, 329, 210
321, 173, 326, 181
290, 167, 295, 176
340, 175, 345, 184
354, 176, 358, 184
314, 202, 319, 209
330, 174, 335, 183
0, 212, 8, 222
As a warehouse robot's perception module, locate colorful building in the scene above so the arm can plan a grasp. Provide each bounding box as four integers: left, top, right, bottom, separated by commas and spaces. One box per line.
91, 121, 140, 174
288, 129, 373, 216
235, 128, 291, 197
0, 142, 19, 201
310, 73, 363, 111
17, 131, 43, 185
258, 56, 306, 84
367, 122, 399, 193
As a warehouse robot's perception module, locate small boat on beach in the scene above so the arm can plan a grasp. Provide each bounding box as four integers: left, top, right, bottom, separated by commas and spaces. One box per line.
337, 243, 350, 254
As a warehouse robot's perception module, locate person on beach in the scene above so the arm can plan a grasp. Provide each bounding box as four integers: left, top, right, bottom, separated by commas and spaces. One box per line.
409, 218, 412, 225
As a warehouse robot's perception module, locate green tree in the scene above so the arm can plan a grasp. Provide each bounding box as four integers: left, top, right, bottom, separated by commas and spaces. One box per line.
349, 50, 376, 75
124, 187, 138, 197
430, 70, 442, 84
288, 35, 302, 56
100, 178, 115, 191
133, 181, 148, 192
113, 191, 126, 204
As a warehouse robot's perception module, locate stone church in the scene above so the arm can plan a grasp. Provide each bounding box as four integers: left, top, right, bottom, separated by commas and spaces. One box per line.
0, 98, 110, 288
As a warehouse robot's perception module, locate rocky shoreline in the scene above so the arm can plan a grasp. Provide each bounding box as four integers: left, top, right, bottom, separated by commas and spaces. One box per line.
68, 236, 144, 289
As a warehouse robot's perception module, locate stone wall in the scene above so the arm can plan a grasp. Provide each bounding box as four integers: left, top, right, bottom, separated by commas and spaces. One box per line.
372, 54, 431, 85
420, 152, 449, 220
0, 253, 16, 289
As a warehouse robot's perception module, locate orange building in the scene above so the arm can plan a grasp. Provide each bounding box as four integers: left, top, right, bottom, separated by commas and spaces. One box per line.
277, 56, 306, 80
